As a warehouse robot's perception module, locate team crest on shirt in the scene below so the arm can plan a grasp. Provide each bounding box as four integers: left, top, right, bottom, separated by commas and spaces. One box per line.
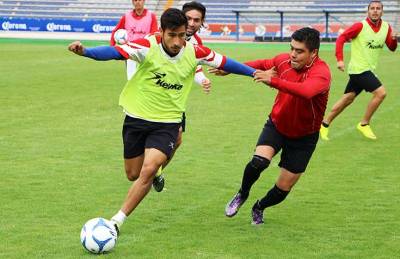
150, 72, 183, 90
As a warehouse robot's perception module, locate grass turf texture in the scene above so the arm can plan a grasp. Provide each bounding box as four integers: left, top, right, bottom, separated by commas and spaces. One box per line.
1, 38, 399, 258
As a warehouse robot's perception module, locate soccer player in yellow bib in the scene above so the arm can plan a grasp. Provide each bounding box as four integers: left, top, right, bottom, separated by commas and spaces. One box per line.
320, 0, 397, 140
68, 8, 255, 233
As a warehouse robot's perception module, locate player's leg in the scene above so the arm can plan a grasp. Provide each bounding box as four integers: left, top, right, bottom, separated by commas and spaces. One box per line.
124, 155, 144, 181
112, 148, 167, 232
357, 73, 385, 139
323, 92, 356, 124
251, 169, 301, 225
120, 148, 167, 216
321, 76, 359, 140
251, 131, 318, 225
361, 86, 386, 125
225, 118, 282, 217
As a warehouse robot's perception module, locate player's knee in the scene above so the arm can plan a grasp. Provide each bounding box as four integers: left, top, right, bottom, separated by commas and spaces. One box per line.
343, 95, 355, 105
249, 155, 270, 172
125, 169, 139, 182
140, 163, 159, 183
376, 89, 386, 100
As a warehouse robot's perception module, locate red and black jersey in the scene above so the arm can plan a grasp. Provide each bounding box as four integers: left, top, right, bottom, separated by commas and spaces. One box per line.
246, 53, 331, 138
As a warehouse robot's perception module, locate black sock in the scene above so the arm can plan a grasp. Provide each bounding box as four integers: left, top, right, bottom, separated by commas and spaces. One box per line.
258, 184, 290, 210
322, 122, 329, 128
360, 123, 368, 126
239, 155, 270, 197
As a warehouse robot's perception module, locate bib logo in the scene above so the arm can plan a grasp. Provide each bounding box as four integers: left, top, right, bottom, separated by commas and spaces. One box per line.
366, 40, 384, 49
151, 72, 183, 90
2, 21, 27, 30
92, 24, 114, 33
46, 23, 71, 32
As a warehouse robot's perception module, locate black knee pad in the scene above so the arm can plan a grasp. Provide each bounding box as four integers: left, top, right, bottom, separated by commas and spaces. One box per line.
250, 155, 270, 171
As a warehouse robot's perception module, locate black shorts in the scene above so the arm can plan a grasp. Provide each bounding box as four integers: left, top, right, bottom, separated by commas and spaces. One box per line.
256, 119, 319, 173
122, 116, 181, 159
345, 71, 382, 95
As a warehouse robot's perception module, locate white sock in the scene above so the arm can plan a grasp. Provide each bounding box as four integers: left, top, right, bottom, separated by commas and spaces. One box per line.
111, 210, 127, 227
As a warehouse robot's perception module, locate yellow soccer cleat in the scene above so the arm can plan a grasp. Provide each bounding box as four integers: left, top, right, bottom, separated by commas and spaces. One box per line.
356, 123, 377, 140
320, 124, 330, 141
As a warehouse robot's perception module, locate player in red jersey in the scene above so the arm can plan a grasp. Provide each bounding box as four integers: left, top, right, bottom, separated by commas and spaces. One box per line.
211, 27, 331, 225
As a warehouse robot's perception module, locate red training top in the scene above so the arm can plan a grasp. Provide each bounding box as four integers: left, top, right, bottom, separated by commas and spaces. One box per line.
246, 53, 331, 138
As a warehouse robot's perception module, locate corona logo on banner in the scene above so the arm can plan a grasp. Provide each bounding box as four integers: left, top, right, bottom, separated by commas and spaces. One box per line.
46, 23, 72, 32
92, 24, 114, 33
2, 21, 27, 30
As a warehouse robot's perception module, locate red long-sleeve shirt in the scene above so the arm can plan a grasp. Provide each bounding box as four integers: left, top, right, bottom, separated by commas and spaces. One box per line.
336, 18, 397, 61
246, 53, 331, 138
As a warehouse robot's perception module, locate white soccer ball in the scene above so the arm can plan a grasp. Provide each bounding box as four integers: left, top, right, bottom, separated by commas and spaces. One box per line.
80, 217, 118, 254
113, 29, 128, 45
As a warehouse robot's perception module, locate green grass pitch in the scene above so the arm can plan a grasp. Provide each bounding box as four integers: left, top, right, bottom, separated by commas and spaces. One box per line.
0, 38, 399, 258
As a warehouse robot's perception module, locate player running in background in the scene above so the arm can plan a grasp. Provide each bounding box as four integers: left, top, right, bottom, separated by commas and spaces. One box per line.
153, 1, 209, 192
320, 0, 397, 140
68, 8, 255, 233
110, 0, 158, 80
211, 28, 331, 225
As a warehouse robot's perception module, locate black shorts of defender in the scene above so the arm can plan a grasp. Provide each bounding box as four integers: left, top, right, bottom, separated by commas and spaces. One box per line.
256, 119, 319, 174
345, 71, 382, 96
122, 116, 181, 159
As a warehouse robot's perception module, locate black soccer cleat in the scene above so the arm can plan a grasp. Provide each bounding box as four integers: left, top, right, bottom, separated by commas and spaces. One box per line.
152, 174, 165, 192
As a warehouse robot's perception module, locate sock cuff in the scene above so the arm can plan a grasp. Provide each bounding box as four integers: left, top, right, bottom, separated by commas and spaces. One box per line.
274, 184, 290, 195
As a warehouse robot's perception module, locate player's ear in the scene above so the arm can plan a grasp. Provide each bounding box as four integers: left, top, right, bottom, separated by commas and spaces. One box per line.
311, 49, 318, 58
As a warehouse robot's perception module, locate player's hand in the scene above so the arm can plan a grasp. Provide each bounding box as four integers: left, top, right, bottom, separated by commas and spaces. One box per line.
68, 41, 85, 56
253, 67, 277, 85
201, 78, 211, 94
208, 68, 229, 76
337, 60, 345, 72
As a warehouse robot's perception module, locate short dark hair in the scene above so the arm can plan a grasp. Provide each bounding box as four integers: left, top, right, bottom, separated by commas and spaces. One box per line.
368, 0, 383, 10
291, 27, 320, 51
160, 8, 188, 31
182, 1, 206, 20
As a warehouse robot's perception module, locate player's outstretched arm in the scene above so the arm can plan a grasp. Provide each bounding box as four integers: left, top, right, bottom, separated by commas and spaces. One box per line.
68, 41, 125, 61
221, 58, 255, 77
196, 45, 255, 77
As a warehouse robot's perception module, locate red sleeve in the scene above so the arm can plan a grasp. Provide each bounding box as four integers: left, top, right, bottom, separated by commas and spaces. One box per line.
335, 22, 363, 61
150, 13, 159, 33
115, 38, 151, 59
194, 34, 203, 45
245, 59, 274, 70
110, 16, 126, 46
270, 64, 331, 99
385, 25, 398, 51
194, 44, 212, 59
115, 46, 130, 59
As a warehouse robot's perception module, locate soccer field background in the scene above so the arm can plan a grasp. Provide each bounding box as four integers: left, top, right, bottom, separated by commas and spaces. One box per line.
1, 38, 399, 258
